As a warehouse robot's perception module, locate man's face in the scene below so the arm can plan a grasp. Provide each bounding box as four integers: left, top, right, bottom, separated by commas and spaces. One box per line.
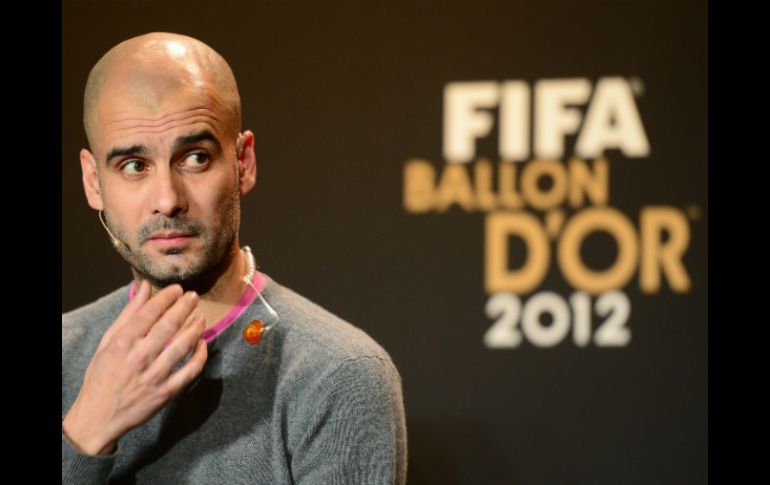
88, 85, 242, 288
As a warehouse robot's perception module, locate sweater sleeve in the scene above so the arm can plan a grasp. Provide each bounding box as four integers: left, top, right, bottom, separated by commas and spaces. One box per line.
290, 356, 407, 485
62, 430, 117, 485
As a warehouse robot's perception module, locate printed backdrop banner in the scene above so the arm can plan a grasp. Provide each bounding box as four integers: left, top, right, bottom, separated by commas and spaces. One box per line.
62, 1, 707, 484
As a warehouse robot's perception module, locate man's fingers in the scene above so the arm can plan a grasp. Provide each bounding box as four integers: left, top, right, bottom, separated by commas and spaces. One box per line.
138, 291, 200, 357
141, 313, 206, 384
122, 285, 187, 340
98, 280, 153, 351
164, 335, 208, 392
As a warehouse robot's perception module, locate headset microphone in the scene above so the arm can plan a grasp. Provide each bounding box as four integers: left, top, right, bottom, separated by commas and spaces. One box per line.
98, 210, 129, 251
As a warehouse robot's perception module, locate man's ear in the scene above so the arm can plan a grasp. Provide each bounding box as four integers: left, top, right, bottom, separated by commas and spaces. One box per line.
237, 130, 257, 196
80, 148, 104, 210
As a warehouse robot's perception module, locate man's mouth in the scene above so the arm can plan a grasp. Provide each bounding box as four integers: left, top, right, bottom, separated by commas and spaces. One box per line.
147, 231, 194, 249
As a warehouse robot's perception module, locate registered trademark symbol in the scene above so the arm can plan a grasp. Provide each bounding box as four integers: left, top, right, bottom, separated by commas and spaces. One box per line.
686, 205, 702, 221
630, 77, 645, 96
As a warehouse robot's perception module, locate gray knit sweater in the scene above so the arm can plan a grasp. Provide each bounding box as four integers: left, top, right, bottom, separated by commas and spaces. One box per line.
62, 274, 407, 484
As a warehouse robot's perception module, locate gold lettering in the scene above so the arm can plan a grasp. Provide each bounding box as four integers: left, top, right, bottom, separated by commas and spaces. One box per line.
520, 160, 568, 211
568, 157, 608, 207
640, 206, 691, 293
436, 164, 475, 212
403, 159, 436, 213
558, 207, 638, 294
486, 211, 550, 293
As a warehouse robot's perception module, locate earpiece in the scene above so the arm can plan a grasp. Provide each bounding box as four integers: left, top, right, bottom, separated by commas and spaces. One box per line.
98, 210, 126, 250
236, 132, 244, 160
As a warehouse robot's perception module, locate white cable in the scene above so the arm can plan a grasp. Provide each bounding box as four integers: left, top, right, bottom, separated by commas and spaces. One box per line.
241, 245, 280, 333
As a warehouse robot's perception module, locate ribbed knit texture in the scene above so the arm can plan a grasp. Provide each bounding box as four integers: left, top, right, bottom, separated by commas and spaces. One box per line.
62, 274, 407, 484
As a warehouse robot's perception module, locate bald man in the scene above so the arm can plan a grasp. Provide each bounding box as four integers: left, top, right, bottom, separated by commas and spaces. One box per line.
62, 33, 407, 484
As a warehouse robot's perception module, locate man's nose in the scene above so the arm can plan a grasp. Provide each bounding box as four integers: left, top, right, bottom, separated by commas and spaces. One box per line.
150, 167, 187, 217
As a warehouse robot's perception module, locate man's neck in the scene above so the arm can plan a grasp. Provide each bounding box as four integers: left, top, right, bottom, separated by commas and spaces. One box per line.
135, 245, 248, 331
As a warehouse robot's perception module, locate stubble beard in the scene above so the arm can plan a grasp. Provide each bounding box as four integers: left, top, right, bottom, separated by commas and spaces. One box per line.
104, 189, 241, 292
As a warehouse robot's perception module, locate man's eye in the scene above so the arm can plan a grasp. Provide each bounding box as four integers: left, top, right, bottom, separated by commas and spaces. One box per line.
121, 160, 146, 175
183, 152, 210, 168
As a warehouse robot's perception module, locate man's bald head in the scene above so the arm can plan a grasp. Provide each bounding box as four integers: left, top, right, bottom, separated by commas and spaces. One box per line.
83, 32, 242, 154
